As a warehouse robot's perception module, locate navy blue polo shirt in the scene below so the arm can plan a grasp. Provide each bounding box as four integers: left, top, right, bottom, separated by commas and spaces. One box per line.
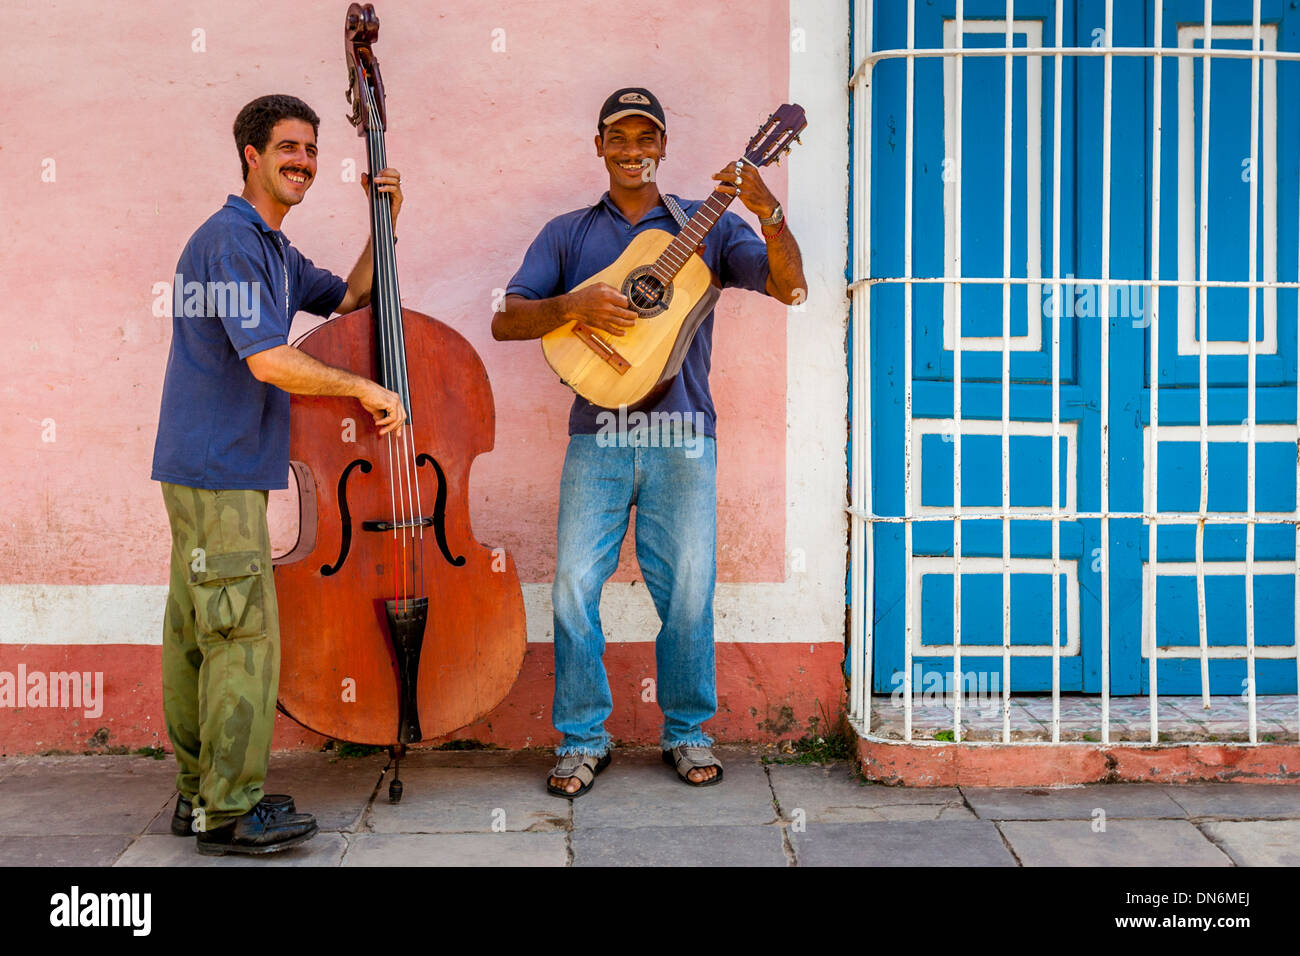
506, 192, 770, 437
151, 195, 347, 490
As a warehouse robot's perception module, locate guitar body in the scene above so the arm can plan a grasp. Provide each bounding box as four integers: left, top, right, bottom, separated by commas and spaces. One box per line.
540, 229, 719, 410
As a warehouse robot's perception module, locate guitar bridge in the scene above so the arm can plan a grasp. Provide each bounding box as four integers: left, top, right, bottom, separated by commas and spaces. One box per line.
572, 323, 631, 375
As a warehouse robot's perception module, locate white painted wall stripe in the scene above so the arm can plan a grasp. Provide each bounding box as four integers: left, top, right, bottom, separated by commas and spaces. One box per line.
0, 581, 846, 647
0, 585, 168, 646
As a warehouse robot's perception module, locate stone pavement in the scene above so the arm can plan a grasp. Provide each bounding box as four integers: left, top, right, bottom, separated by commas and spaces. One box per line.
0, 747, 1296, 866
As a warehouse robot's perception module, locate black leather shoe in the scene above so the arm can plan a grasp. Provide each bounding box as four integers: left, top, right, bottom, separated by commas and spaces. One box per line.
195, 799, 318, 856
172, 793, 296, 837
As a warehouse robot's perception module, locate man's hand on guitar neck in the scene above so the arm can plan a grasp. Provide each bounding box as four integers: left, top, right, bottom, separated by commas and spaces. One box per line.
492, 284, 637, 341
712, 160, 807, 307
712, 159, 780, 221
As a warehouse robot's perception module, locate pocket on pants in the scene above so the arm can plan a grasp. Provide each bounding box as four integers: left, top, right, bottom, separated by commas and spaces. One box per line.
187, 550, 267, 641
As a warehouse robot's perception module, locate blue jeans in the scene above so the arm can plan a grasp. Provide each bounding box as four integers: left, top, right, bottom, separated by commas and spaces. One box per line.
552, 432, 717, 755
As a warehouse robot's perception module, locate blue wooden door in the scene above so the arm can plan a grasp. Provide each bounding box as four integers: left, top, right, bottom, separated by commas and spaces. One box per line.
1135, 0, 1300, 694
867, 0, 1299, 696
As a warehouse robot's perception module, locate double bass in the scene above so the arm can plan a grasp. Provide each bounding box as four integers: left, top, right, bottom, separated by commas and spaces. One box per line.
273, 3, 526, 800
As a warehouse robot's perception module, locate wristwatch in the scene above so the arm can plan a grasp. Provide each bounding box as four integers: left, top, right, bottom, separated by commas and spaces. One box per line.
759, 204, 784, 227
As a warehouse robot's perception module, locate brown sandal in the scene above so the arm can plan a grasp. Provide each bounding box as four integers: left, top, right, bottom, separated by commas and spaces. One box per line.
546, 751, 612, 799
662, 745, 724, 787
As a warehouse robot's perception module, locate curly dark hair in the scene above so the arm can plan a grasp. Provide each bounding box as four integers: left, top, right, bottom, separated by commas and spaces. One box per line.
233, 94, 321, 180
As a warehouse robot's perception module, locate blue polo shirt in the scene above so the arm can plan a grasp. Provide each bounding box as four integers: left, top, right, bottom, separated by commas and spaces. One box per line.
151, 195, 347, 490
506, 192, 770, 437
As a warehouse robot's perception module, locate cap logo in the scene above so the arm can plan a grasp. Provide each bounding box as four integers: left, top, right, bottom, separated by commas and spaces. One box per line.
619, 92, 651, 105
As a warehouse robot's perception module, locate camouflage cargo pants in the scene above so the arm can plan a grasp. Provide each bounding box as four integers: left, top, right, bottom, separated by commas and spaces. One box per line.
160, 483, 279, 830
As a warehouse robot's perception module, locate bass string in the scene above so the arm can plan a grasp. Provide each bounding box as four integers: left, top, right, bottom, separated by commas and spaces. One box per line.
363, 76, 405, 609
364, 72, 424, 608
375, 91, 420, 607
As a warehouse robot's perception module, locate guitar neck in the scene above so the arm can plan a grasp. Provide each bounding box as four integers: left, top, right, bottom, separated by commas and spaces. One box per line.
649, 188, 736, 284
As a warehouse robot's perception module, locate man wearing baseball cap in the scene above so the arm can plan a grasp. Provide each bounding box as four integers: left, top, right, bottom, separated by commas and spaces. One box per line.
596, 87, 667, 131
492, 87, 805, 797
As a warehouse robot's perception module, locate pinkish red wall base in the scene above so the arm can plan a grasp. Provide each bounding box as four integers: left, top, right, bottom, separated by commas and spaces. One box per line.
859, 738, 1300, 787
0, 642, 845, 755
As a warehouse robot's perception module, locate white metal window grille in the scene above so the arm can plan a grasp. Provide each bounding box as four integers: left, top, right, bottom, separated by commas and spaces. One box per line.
847, 0, 1300, 745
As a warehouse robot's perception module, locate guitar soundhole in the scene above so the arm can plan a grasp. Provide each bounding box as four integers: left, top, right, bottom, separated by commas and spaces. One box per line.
622, 268, 672, 317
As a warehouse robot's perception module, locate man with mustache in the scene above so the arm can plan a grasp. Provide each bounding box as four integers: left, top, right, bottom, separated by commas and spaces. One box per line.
493, 88, 806, 796
151, 94, 406, 854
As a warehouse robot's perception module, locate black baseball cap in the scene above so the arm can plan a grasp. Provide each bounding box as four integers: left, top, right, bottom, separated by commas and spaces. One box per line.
598, 88, 666, 132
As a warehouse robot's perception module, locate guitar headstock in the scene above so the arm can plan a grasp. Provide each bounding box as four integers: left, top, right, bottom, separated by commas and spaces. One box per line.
741, 104, 807, 167
345, 3, 386, 135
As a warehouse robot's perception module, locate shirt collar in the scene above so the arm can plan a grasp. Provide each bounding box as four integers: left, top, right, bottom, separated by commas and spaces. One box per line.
224, 194, 281, 236
598, 191, 674, 226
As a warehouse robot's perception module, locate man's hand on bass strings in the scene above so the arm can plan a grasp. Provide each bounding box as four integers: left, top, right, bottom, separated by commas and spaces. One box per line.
357, 381, 407, 436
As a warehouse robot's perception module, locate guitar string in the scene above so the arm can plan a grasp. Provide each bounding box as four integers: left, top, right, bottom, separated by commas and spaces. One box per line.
651, 194, 731, 282
652, 124, 798, 283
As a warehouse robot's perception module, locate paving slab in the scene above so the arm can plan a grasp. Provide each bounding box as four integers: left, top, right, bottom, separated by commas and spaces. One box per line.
768, 763, 973, 821
0, 835, 133, 866
113, 833, 346, 867
397, 749, 559, 769
853, 804, 976, 821
343, 832, 567, 866
572, 749, 775, 829
144, 797, 181, 836
1201, 821, 1300, 866
963, 784, 1188, 820
140, 752, 387, 835
366, 765, 570, 834
0, 756, 175, 836
1162, 784, 1300, 820
261, 752, 387, 831
790, 821, 1016, 866
573, 825, 787, 866
999, 820, 1231, 866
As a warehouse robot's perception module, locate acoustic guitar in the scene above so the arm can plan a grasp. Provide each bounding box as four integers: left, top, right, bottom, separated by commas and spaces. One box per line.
541, 104, 806, 410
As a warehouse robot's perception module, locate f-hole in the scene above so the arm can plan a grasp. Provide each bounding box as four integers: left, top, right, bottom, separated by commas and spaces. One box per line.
321, 458, 372, 576
416, 453, 466, 567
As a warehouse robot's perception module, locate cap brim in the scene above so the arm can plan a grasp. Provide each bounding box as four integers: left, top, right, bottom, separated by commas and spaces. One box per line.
601, 108, 665, 130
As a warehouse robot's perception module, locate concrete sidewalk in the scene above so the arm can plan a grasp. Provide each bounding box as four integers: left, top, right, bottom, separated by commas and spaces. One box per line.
0, 747, 1296, 866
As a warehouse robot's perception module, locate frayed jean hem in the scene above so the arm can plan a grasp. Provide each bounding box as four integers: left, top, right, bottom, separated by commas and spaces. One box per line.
555, 743, 610, 758
660, 734, 714, 751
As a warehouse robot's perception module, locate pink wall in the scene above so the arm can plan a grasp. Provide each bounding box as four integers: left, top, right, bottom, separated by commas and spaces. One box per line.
0, 0, 790, 589
0, 1, 849, 755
